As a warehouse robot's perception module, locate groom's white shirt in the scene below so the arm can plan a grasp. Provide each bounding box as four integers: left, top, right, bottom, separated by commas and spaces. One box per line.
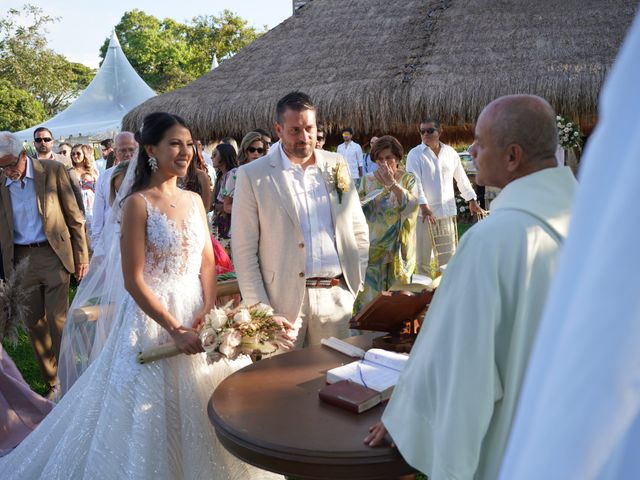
231, 146, 369, 326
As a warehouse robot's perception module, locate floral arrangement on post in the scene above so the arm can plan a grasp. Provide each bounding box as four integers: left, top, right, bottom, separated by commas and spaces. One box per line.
556, 115, 582, 149
137, 303, 294, 364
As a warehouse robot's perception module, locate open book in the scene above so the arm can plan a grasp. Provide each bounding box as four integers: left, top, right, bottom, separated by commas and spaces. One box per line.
325, 348, 409, 400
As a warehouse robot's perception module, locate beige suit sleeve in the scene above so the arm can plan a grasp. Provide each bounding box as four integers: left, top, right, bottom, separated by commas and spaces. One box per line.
55, 164, 89, 266
231, 166, 271, 306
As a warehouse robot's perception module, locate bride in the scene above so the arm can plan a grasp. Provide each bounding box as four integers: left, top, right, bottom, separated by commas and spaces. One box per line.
0, 113, 282, 479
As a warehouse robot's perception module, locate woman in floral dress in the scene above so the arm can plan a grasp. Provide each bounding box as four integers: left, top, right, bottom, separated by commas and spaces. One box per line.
355, 135, 419, 312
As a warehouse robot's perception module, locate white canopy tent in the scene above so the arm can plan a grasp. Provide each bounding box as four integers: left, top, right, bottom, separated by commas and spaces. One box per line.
15, 30, 155, 141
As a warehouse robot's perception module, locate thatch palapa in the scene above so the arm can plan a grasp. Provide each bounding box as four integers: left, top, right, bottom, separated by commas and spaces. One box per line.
122, 0, 638, 144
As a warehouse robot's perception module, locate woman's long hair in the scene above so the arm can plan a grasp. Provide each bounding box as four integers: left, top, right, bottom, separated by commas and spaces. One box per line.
212, 143, 238, 202
129, 112, 190, 197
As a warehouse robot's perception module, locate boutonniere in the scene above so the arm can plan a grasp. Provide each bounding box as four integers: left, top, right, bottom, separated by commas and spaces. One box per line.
324, 161, 351, 204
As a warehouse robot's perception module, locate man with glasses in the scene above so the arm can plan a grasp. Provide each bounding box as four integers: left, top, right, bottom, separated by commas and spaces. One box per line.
99, 139, 115, 172
253, 128, 273, 154
91, 131, 136, 254
34, 127, 70, 167
57, 142, 72, 163
316, 125, 326, 150
0, 131, 89, 400
406, 118, 484, 277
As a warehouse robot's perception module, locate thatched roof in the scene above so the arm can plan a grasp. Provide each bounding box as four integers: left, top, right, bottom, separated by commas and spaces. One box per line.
123, 0, 638, 142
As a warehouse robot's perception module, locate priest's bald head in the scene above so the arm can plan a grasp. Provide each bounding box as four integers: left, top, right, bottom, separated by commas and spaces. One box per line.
470, 95, 558, 189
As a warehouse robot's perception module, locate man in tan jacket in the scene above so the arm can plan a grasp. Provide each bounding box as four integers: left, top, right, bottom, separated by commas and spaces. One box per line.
0, 131, 88, 399
232, 92, 369, 347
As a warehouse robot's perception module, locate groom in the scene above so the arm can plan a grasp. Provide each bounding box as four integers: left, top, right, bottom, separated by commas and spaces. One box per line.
232, 91, 369, 347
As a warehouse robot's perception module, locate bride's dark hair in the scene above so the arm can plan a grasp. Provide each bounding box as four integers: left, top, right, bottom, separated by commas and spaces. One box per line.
128, 112, 190, 196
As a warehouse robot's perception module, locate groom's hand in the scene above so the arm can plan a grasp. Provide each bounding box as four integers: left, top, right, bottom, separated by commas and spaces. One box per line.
272, 315, 297, 351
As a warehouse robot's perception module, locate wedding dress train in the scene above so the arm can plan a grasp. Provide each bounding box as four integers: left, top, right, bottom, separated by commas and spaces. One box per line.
0, 194, 280, 479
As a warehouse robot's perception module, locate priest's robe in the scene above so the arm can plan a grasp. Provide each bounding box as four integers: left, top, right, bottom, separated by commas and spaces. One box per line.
382, 166, 577, 480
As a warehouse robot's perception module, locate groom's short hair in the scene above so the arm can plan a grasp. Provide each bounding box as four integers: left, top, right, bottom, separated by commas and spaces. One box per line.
276, 91, 315, 124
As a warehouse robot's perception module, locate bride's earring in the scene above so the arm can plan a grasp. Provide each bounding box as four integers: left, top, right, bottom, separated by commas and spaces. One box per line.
148, 156, 158, 172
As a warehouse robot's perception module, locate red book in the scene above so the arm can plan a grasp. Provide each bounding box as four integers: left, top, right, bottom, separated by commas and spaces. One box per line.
318, 380, 382, 414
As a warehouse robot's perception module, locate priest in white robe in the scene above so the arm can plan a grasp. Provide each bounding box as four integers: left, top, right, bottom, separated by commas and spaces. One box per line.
365, 94, 577, 480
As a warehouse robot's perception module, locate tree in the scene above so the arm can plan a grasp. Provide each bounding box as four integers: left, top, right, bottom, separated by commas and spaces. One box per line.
0, 79, 45, 131
0, 4, 95, 119
100, 9, 264, 93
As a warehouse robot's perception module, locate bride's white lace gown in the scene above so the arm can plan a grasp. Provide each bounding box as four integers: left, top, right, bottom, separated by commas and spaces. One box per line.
0, 193, 280, 480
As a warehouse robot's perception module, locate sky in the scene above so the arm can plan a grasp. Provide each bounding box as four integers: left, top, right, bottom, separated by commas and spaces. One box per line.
3, 0, 293, 68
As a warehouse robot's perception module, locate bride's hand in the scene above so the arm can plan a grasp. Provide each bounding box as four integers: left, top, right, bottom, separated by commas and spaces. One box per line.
191, 306, 212, 331
169, 326, 204, 355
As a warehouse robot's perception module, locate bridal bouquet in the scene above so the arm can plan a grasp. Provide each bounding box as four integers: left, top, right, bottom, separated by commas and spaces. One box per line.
137, 303, 292, 364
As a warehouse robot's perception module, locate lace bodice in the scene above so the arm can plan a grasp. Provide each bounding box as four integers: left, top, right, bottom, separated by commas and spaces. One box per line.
140, 193, 206, 285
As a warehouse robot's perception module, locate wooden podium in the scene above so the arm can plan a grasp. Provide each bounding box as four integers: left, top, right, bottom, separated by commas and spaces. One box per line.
350, 289, 434, 353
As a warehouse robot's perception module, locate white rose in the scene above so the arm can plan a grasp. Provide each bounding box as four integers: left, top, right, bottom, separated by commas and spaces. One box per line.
573, 131, 579, 137
567, 122, 572, 127
233, 309, 252, 325
204, 308, 227, 330
556, 115, 561, 120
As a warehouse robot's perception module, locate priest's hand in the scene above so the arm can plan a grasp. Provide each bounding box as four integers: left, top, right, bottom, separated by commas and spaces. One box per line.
364, 421, 395, 447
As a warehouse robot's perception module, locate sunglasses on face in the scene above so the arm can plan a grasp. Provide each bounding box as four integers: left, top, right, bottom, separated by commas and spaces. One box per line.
247, 147, 265, 154
59, 150, 69, 155
34, 137, 53, 143
317, 136, 325, 141
420, 128, 437, 135
72, 152, 82, 157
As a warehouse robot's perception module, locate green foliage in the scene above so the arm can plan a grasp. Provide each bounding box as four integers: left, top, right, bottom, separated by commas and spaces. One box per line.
101, 9, 263, 93
3, 331, 48, 395
0, 4, 95, 121
0, 79, 45, 130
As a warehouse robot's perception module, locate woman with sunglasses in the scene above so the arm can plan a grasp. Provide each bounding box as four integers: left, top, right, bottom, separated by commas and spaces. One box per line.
70, 144, 99, 238
238, 131, 266, 166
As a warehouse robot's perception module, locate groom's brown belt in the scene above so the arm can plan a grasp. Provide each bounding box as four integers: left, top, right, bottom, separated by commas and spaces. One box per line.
305, 275, 343, 288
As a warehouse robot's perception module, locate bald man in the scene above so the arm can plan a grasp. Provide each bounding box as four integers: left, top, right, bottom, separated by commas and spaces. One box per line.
365, 95, 578, 480
90, 131, 136, 253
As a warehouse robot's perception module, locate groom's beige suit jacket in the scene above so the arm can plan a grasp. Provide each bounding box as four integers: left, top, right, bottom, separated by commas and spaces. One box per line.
231, 147, 369, 325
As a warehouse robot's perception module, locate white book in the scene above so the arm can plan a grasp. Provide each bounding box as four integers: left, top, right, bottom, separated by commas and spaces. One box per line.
321, 337, 366, 358
326, 348, 409, 399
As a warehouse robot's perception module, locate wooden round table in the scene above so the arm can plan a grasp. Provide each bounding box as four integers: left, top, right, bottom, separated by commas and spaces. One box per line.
208, 335, 416, 480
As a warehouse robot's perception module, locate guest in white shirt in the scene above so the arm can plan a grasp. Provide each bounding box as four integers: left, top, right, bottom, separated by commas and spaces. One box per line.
337, 127, 364, 184
91, 132, 136, 255
406, 118, 484, 276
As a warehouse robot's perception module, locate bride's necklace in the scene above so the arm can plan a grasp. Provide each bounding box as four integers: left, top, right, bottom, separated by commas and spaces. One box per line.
161, 189, 180, 208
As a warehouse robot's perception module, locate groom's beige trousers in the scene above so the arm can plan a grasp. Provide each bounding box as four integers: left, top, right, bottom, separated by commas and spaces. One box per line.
294, 279, 354, 348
